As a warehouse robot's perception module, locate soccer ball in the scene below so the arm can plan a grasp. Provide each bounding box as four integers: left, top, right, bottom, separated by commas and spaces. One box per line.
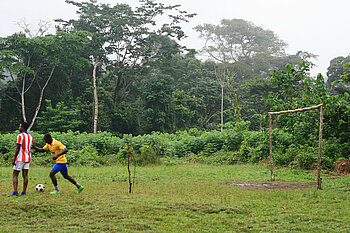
36, 184, 45, 192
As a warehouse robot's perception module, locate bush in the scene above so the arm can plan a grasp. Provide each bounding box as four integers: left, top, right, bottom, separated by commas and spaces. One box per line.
294, 145, 318, 169
31, 152, 52, 166
137, 145, 160, 166
189, 150, 243, 165
68, 145, 101, 166
0, 119, 346, 171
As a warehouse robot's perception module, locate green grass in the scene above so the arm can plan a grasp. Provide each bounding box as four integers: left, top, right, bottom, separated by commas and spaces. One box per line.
0, 163, 349, 232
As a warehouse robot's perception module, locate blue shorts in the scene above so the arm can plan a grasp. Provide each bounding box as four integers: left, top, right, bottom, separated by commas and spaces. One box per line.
52, 163, 68, 175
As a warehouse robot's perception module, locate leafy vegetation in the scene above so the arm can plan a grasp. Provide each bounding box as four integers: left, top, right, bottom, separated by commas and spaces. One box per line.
0, 0, 348, 181
0, 119, 348, 170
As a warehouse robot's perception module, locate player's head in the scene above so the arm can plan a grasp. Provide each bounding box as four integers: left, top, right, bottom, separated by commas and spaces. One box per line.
44, 133, 53, 144
19, 122, 29, 132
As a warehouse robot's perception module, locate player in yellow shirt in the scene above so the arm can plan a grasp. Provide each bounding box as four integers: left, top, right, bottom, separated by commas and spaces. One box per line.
33, 133, 84, 194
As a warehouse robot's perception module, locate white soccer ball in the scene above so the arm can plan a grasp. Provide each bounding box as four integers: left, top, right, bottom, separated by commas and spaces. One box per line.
36, 184, 45, 192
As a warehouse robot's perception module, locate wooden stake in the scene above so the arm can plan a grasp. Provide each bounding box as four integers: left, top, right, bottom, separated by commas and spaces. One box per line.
269, 114, 274, 181
317, 105, 324, 189
127, 139, 132, 193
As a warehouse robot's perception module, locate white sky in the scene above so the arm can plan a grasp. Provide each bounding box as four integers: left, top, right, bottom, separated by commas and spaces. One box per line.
1, 0, 349, 77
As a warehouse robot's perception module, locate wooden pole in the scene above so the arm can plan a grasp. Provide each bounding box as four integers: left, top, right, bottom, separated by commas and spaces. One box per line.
268, 104, 324, 115
127, 139, 132, 193
269, 114, 274, 181
317, 105, 324, 189
221, 84, 224, 132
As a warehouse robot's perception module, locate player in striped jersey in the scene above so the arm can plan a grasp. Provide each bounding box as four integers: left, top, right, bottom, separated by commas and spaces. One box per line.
9, 122, 33, 196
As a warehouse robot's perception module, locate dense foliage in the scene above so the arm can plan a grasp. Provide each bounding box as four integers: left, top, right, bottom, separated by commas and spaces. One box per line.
0, 120, 348, 170
0, 0, 349, 170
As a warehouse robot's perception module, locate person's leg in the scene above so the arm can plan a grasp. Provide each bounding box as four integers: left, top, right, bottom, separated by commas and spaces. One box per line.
62, 173, 78, 185
61, 164, 83, 193
22, 169, 29, 194
21, 163, 30, 195
61, 164, 78, 185
12, 170, 20, 194
10, 161, 24, 196
50, 170, 58, 187
49, 170, 60, 194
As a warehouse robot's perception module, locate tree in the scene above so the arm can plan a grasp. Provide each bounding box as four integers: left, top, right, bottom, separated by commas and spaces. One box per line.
140, 74, 174, 133
340, 63, 350, 84
327, 55, 350, 94
36, 99, 83, 132
56, 0, 195, 133
0, 31, 90, 131
194, 19, 287, 63
194, 19, 288, 125
268, 61, 350, 151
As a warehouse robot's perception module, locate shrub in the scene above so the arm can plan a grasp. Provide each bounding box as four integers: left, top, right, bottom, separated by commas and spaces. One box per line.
295, 145, 318, 169
31, 152, 52, 166
68, 145, 101, 167
137, 145, 160, 166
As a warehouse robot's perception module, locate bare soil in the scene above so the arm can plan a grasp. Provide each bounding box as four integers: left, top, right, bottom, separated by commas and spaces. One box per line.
226, 181, 316, 190
333, 159, 350, 174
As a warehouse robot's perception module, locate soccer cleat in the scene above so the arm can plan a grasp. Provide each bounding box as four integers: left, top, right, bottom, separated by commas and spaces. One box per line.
20, 191, 26, 196
50, 190, 60, 194
8, 191, 18, 197
77, 186, 84, 193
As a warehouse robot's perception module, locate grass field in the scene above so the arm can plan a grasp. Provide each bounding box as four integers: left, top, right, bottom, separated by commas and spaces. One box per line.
0, 163, 349, 232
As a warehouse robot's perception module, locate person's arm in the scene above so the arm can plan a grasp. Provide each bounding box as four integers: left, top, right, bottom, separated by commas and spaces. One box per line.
53, 147, 68, 160
32, 145, 47, 153
12, 144, 21, 165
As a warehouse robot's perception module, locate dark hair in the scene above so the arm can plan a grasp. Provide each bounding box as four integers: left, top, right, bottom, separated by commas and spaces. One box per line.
21, 122, 29, 131
44, 133, 52, 140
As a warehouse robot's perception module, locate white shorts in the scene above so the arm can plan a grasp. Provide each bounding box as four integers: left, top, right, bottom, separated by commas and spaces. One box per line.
13, 161, 30, 171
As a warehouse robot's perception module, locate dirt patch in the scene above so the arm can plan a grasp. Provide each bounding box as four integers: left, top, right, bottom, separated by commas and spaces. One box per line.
334, 159, 350, 175
226, 181, 315, 190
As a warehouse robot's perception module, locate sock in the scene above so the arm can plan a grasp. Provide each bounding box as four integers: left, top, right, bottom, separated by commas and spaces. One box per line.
55, 186, 59, 191
76, 183, 81, 189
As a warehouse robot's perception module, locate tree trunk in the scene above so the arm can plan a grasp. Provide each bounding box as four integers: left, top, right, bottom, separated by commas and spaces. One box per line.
28, 65, 56, 131
93, 60, 99, 134
21, 77, 27, 122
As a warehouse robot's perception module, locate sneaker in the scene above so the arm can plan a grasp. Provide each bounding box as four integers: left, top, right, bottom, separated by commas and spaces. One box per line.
78, 186, 84, 193
8, 191, 18, 197
50, 190, 60, 194
20, 191, 26, 196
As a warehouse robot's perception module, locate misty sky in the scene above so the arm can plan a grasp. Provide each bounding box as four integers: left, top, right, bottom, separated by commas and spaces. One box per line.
1, 0, 349, 77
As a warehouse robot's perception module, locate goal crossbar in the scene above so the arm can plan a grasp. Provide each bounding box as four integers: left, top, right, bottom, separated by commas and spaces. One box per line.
268, 104, 324, 115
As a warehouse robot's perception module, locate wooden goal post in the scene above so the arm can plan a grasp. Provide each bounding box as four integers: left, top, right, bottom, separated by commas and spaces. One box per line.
268, 104, 324, 189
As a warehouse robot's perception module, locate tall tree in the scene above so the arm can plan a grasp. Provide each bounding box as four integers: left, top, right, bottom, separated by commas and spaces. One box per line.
194, 19, 287, 63
194, 19, 317, 124
0, 32, 90, 130
56, 0, 195, 133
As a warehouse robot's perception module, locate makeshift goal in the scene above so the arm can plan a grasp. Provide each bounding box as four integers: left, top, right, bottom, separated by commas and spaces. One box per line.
268, 104, 324, 189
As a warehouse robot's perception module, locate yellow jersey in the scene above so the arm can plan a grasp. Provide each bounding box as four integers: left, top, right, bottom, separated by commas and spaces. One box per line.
43, 139, 67, 163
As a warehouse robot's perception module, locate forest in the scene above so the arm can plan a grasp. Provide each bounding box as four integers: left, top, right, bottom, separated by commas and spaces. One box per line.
0, 0, 349, 169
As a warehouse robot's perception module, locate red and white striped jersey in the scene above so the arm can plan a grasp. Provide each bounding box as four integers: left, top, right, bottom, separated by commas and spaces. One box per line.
16, 132, 33, 162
